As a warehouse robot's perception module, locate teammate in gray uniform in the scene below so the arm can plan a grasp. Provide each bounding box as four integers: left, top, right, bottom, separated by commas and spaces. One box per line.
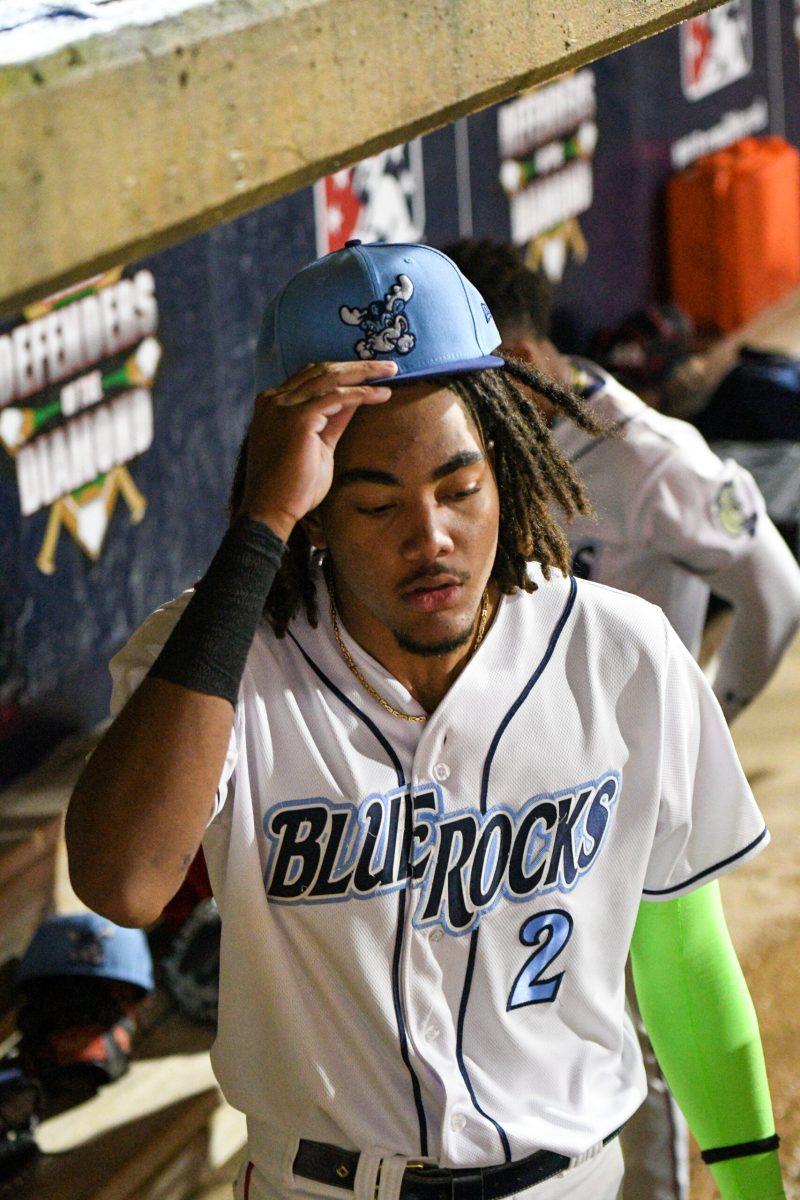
66, 243, 786, 1200
444, 237, 800, 1200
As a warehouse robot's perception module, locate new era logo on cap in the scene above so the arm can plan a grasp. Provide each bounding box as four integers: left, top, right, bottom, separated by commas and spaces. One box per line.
255, 241, 504, 393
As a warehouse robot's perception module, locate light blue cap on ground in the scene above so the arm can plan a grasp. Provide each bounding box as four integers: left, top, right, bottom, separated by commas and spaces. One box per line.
17, 912, 154, 994
254, 240, 504, 393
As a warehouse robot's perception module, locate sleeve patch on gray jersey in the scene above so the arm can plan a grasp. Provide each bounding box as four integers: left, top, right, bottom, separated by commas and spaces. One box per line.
714, 480, 758, 538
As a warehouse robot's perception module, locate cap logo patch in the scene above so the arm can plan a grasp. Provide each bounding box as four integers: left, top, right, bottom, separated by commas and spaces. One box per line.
339, 274, 416, 360
67, 924, 114, 967
481, 302, 492, 323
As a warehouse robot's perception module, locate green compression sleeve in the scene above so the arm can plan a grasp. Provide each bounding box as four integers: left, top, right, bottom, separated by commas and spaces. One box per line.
629, 881, 784, 1200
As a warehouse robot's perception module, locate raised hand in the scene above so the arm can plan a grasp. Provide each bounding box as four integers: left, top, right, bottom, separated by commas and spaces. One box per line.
237, 359, 397, 541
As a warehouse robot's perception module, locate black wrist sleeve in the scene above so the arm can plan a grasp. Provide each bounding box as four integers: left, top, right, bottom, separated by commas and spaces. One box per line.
148, 516, 286, 705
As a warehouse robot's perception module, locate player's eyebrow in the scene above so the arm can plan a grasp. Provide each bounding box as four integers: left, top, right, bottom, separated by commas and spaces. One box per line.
430, 449, 484, 481
337, 468, 400, 487
337, 450, 485, 489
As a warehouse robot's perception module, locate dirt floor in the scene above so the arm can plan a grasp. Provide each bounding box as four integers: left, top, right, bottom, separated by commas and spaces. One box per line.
690, 629, 800, 1200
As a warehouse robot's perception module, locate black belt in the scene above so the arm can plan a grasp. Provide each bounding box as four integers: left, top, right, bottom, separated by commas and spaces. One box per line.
293, 1128, 623, 1200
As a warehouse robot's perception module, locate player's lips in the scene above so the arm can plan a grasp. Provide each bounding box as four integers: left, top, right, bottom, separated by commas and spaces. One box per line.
400, 575, 465, 612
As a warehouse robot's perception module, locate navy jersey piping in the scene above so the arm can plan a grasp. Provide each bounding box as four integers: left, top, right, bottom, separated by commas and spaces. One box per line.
642, 826, 769, 896
286, 631, 429, 1155
455, 576, 579, 1162
455, 923, 511, 1158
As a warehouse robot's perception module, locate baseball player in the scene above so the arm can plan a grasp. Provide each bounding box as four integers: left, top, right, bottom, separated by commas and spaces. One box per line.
66, 242, 786, 1200
444, 237, 800, 1200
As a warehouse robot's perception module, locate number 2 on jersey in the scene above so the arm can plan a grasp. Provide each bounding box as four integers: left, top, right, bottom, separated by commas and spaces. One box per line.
507, 910, 574, 1010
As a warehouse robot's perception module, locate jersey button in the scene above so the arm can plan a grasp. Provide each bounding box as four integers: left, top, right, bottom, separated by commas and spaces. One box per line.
424, 1025, 440, 1041
429, 928, 443, 943
433, 763, 450, 782
450, 1113, 467, 1132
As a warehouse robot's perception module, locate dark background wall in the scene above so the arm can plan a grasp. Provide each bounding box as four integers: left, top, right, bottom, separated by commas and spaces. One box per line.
2, 0, 797, 784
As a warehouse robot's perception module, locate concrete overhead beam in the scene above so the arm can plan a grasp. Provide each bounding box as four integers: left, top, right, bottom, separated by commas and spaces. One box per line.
1, 0, 725, 315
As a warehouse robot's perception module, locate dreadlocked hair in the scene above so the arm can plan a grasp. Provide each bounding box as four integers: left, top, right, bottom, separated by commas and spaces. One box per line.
228, 359, 611, 637
443, 238, 553, 339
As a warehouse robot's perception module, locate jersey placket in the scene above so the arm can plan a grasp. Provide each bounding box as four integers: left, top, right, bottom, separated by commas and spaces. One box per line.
398, 724, 500, 1164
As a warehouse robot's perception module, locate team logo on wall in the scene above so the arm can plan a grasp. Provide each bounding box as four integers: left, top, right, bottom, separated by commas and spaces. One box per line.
680, 0, 753, 101
314, 141, 426, 256
0, 269, 160, 574
497, 70, 597, 283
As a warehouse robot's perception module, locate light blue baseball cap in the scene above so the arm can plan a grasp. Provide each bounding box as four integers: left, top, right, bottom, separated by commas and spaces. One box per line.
17, 913, 154, 994
254, 240, 504, 393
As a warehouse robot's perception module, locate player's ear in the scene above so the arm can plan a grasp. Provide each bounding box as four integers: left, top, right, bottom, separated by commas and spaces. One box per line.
301, 508, 327, 551
503, 335, 544, 369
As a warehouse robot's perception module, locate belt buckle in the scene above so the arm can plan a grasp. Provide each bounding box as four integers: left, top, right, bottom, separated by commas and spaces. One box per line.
375, 1157, 433, 1200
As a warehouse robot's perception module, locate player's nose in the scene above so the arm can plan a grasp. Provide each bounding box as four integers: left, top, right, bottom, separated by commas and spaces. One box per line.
400, 501, 454, 562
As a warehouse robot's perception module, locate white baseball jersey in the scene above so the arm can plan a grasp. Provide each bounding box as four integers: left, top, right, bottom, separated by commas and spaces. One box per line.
551, 360, 765, 657
110, 565, 767, 1196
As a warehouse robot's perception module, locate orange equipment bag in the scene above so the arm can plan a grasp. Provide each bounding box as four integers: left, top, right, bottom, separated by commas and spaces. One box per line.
667, 136, 800, 333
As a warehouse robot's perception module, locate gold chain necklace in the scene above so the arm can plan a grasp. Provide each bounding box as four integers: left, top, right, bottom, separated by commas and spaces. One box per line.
328, 585, 490, 723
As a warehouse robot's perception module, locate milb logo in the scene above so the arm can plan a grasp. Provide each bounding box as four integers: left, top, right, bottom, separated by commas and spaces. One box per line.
263, 773, 620, 934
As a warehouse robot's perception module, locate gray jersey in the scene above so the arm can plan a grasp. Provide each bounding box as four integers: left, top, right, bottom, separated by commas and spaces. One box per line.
552, 361, 765, 657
